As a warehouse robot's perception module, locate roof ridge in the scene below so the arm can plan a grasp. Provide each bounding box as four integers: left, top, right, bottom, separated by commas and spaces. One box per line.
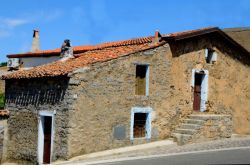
7, 27, 219, 58
7, 36, 153, 57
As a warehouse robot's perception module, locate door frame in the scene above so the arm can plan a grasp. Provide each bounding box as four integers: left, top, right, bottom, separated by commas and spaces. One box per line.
37, 111, 55, 164
191, 69, 209, 112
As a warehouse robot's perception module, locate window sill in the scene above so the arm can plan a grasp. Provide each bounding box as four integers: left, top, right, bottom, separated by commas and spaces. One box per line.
135, 95, 149, 100
130, 137, 151, 141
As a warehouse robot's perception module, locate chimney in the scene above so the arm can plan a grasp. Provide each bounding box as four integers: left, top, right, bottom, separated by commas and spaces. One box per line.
60, 39, 74, 61
31, 29, 40, 52
153, 30, 162, 44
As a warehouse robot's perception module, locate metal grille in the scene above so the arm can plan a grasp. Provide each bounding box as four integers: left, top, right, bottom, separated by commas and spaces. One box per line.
133, 113, 146, 138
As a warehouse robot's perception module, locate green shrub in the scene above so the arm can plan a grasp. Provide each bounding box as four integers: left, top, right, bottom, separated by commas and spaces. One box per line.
0, 62, 7, 67
0, 93, 4, 109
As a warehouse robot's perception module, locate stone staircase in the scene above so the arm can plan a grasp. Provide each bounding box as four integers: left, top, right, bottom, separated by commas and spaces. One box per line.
172, 114, 232, 145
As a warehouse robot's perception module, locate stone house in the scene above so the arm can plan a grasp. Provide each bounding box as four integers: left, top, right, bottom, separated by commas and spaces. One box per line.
2, 27, 250, 164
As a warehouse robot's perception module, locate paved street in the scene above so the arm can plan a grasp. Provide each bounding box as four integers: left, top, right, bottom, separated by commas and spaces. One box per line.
99, 148, 250, 165
58, 137, 250, 165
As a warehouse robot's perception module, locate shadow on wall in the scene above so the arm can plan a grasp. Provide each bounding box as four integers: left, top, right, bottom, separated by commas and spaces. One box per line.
168, 32, 250, 66
0, 126, 3, 164
5, 76, 69, 106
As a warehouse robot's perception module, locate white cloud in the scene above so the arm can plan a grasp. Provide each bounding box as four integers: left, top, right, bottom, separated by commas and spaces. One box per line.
0, 17, 29, 29
0, 9, 63, 38
3, 18, 29, 28
0, 17, 29, 38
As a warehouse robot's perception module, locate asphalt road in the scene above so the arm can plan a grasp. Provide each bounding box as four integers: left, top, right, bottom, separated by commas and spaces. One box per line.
99, 148, 250, 165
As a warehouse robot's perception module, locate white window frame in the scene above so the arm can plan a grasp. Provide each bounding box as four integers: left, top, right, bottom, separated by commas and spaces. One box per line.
205, 48, 217, 64
191, 69, 209, 112
37, 111, 56, 164
130, 107, 152, 140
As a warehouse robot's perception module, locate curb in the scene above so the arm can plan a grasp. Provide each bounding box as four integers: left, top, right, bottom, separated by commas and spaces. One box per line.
72, 146, 250, 165
52, 140, 175, 165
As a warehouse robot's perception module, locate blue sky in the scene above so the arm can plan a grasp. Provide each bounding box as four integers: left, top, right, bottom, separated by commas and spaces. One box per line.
0, 0, 249, 62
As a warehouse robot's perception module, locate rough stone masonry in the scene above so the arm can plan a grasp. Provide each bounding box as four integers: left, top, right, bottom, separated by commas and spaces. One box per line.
3, 32, 250, 164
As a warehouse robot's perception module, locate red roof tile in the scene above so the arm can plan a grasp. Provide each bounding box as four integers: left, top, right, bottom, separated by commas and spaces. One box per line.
7, 27, 219, 58
3, 42, 164, 79
7, 36, 154, 58
164, 27, 219, 39
3, 27, 229, 79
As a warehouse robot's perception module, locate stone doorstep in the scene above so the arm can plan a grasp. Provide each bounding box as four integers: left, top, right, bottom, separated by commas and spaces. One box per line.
183, 119, 205, 125
175, 128, 197, 135
171, 133, 192, 145
52, 139, 176, 165
180, 124, 202, 130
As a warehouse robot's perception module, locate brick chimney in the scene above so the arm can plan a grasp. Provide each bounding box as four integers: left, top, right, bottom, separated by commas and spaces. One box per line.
153, 30, 162, 44
31, 30, 40, 52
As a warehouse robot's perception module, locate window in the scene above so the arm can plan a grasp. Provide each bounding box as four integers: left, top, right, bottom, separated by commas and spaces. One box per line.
133, 113, 147, 138
130, 107, 152, 140
205, 48, 217, 64
135, 65, 149, 96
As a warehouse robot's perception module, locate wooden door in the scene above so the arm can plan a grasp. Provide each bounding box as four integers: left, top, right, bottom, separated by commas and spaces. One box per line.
43, 116, 52, 164
193, 86, 201, 111
193, 73, 203, 111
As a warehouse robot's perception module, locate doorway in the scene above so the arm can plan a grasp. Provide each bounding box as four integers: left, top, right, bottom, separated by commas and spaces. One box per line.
38, 112, 54, 164
193, 73, 204, 111
192, 70, 209, 112
43, 116, 52, 163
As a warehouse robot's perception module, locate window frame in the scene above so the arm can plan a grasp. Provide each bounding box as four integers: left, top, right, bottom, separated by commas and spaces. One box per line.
205, 48, 217, 64
130, 107, 152, 140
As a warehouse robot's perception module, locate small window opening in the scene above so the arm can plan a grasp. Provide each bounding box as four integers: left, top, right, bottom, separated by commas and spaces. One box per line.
133, 113, 147, 138
135, 65, 148, 95
205, 49, 217, 64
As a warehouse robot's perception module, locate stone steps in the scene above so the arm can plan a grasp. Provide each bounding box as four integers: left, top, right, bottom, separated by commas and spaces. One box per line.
172, 133, 192, 145
175, 128, 197, 135
172, 114, 232, 146
172, 115, 207, 145
183, 119, 205, 125
180, 123, 202, 130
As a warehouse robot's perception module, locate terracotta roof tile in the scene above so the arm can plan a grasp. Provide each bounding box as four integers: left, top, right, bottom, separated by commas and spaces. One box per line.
164, 27, 219, 39
7, 27, 218, 58
3, 27, 225, 79
7, 36, 154, 58
3, 42, 164, 79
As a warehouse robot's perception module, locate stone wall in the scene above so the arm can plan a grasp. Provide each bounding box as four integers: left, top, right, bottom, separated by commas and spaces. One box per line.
4, 34, 250, 163
67, 45, 173, 157
67, 36, 249, 158
0, 125, 4, 163
192, 115, 232, 143
168, 34, 250, 134
5, 77, 73, 162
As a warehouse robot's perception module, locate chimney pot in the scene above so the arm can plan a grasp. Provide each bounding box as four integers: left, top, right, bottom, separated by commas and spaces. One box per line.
31, 29, 40, 52
153, 30, 162, 44
33, 30, 39, 38
60, 39, 74, 61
